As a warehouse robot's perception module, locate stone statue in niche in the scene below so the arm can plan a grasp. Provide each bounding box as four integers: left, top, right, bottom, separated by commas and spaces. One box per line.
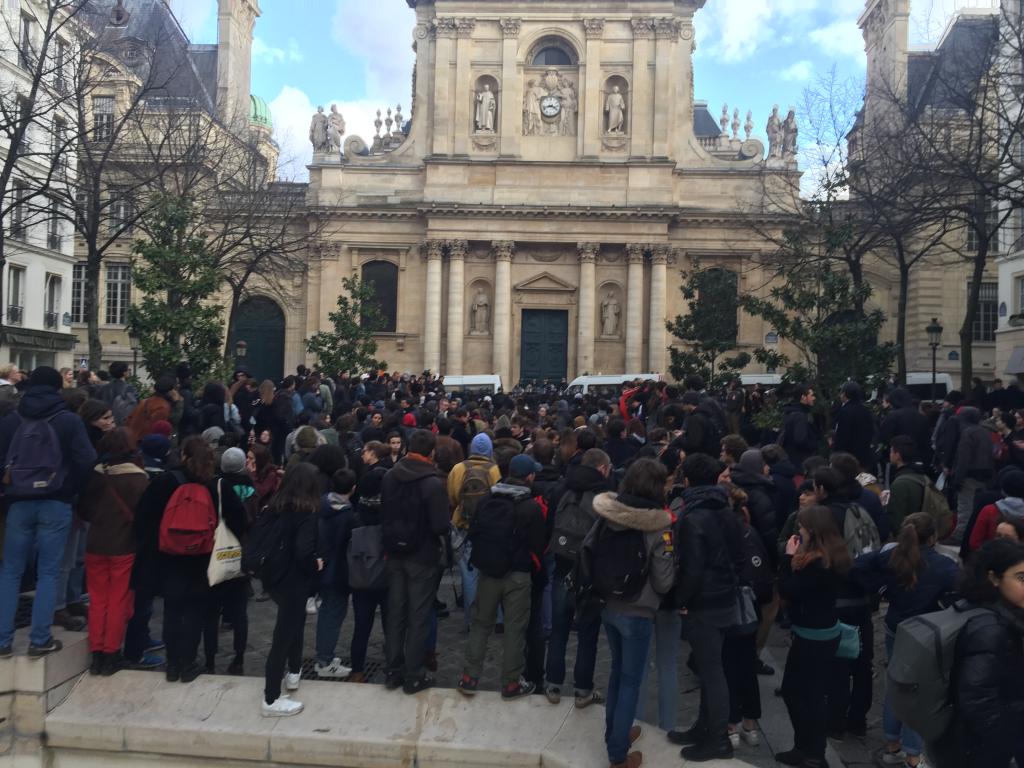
309, 106, 329, 153
523, 80, 543, 136
558, 76, 577, 136
782, 108, 798, 158
766, 105, 782, 159
470, 289, 490, 334
601, 291, 620, 336
605, 86, 626, 134
327, 104, 345, 152
475, 84, 497, 133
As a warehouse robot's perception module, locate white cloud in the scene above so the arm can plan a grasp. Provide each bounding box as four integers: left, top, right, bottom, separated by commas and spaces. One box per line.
909, 0, 998, 47
253, 36, 304, 64
809, 21, 866, 62
696, 0, 819, 63
168, 0, 216, 43
269, 86, 391, 180
780, 60, 815, 81
330, 0, 416, 101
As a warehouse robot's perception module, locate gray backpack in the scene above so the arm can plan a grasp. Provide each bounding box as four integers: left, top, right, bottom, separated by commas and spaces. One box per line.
887, 601, 990, 741
842, 502, 880, 559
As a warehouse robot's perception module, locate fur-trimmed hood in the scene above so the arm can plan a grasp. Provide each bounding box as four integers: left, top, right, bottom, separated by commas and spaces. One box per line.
592, 491, 671, 532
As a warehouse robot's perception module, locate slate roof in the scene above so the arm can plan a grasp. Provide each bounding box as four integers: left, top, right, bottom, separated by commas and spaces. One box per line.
693, 102, 721, 137
907, 14, 998, 115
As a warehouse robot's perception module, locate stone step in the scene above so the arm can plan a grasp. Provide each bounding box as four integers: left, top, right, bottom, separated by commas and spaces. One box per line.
44, 671, 759, 767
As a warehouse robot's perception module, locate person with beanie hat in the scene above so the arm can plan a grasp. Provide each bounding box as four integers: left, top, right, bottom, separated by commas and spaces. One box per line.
150, 420, 173, 439
286, 425, 322, 469
448, 431, 501, 631
0, 366, 97, 658
202, 426, 225, 447
730, 449, 780, 566
140, 434, 172, 473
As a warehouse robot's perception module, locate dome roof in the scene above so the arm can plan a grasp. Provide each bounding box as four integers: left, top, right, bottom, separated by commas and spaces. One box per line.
250, 94, 272, 129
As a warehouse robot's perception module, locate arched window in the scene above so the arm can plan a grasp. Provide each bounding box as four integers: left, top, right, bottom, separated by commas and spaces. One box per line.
361, 260, 398, 332
532, 46, 572, 66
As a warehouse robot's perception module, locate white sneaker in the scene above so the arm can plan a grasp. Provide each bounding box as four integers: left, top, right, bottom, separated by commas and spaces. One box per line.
262, 697, 303, 718
305, 597, 318, 615
728, 731, 740, 748
315, 658, 352, 679
285, 672, 301, 691
882, 749, 908, 765
740, 727, 760, 747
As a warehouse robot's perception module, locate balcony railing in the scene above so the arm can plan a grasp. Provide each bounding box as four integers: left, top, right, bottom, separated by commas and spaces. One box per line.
47, 232, 62, 250
8, 306, 24, 326
44, 311, 58, 330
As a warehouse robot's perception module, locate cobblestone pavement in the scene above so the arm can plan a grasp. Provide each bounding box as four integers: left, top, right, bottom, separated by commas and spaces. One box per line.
141, 571, 889, 768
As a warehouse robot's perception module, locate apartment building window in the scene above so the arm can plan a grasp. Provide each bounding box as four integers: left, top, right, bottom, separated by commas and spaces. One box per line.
19, 13, 33, 70
52, 117, 67, 172
967, 198, 1001, 253
44, 274, 61, 329
105, 263, 130, 325
7, 266, 25, 326
973, 281, 999, 342
92, 96, 114, 141
70, 263, 86, 324
47, 197, 61, 250
15, 96, 31, 156
53, 39, 67, 94
108, 186, 133, 234
10, 181, 28, 241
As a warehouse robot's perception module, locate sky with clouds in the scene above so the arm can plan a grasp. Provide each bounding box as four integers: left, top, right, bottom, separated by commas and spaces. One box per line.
168, 0, 997, 180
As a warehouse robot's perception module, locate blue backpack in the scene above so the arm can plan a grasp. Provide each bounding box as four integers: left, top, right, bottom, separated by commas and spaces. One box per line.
4, 414, 67, 497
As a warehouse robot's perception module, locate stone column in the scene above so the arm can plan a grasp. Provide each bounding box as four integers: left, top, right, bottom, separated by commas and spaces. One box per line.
446, 240, 467, 375
431, 18, 458, 156
625, 243, 646, 372
453, 18, 475, 155
630, 18, 655, 158
582, 18, 605, 157
499, 18, 522, 157
577, 243, 599, 376
492, 240, 514, 389
653, 18, 678, 158
648, 245, 671, 374
423, 240, 444, 374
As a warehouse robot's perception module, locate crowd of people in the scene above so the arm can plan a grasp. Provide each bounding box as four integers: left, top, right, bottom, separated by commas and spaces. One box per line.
1, 361, 1024, 768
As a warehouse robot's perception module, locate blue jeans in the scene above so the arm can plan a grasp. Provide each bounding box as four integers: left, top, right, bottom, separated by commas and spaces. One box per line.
459, 540, 500, 631
0, 500, 72, 647
883, 630, 923, 757
637, 609, 681, 731
545, 568, 599, 694
315, 587, 349, 665
603, 607, 653, 764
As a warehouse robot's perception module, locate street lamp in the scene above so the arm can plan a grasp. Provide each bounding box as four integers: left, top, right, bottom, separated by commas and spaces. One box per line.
128, 330, 140, 376
927, 317, 943, 402
235, 340, 247, 365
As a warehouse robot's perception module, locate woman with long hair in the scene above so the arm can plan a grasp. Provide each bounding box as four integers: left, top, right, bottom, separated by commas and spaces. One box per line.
261, 462, 322, 717
929, 539, 1024, 768
78, 398, 115, 448
853, 513, 959, 768
247, 443, 280, 510
776, 505, 851, 768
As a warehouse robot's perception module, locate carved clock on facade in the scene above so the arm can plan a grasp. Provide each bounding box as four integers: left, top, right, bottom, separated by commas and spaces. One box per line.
540, 95, 561, 119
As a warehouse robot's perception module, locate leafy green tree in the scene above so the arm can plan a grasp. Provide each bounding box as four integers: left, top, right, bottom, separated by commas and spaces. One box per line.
127, 195, 225, 383
305, 276, 387, 376
667, 263, 750, 388
738, 268, 894, 399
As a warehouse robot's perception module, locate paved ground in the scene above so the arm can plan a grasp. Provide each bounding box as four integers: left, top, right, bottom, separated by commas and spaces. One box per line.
128, 570, 890, 768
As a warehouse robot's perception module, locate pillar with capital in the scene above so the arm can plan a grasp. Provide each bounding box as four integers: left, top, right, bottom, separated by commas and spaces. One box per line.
625, 244, 646, 372
423, 240, 444, 373
649, 245, 672, 374
492, 241, 514, 388
577, 243, 599, 376
446, 240, 467, 375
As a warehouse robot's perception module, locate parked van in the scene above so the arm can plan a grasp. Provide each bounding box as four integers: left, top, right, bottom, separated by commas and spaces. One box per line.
565, 373, 662, 398
902, 372, 954, 403
739, 374, 783, 389
441, 375, 503, 396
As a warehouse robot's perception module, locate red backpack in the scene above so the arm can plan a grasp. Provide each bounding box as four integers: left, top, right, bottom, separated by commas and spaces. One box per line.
159, 473, 217, 556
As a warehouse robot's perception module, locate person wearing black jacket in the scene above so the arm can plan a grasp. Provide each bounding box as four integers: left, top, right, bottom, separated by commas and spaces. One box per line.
877, 387, 932, 468
778, 385, 819, 469
833, 381, 876, 471
730, 449, 779, 569
670, 454, 745, 761
457, 454, 547, 700
679, 392, 719, 457
604, 418, 640, 469
929, 539, 1024, 768
270, 378, 298, 464
380, 429, 450, 694
346, 453, 388, 683
313, 469, 357, 679
763, 444, 799, 531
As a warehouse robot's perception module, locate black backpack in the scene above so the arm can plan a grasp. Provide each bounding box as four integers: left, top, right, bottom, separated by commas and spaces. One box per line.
241, 510, 291, 588
583, 519, 649, 601
739, 524, 773, 605
468, 491, 521, 578
549, 489, 596, 563
381, 476, 426, 555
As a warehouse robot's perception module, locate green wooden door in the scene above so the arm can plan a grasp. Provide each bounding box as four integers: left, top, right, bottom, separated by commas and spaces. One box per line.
519, 309, 568, 387
230, 297, 285, 383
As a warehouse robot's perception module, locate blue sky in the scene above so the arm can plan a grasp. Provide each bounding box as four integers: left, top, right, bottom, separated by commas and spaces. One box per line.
168, 0, 992, 180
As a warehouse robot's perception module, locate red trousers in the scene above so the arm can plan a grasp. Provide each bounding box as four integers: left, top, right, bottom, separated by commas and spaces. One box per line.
85, 553, 135, 653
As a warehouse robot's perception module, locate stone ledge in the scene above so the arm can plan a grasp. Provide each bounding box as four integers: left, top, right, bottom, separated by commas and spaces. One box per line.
44, 672, 756, 767
0, 628, 90, 696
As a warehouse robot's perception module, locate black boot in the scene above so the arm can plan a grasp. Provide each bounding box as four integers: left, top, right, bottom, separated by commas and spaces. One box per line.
680, 734, 734, 762
667, 722, 707, 746
90, 651, 103, 675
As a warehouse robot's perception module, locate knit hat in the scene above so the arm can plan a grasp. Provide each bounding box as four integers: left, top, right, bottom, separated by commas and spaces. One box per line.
150, 420, 173, 439
201, 426, 224, 446
402, 413, 417, 428
28, 366, 62, 390
470, 433, 493, 458
509, 454, 542, 478
220, 447, 247, 475
295, 425, 319, 452
738, 449, 766, 477
1001, 470, 1024, 499
139, 434, 170, 461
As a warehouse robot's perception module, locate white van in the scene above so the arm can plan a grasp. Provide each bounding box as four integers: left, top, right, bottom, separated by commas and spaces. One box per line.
441, 375, 503, 396
565, 373, 662, 398
903, 372, 954, 402
739, 374, 783, 388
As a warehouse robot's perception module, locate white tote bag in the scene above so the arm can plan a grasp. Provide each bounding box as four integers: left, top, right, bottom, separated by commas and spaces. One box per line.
207, 479, 243, 586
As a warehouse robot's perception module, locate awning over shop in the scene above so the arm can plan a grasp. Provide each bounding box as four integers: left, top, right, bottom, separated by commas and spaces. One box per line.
0, 327, 77, 352
1007, 346, 1024, 375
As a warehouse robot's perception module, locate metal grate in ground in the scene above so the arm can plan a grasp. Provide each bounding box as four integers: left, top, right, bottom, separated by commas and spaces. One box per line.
298, 657, 383, 683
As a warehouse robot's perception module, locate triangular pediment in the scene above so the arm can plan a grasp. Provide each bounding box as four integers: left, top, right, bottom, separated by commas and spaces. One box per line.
514, 272, 576, 292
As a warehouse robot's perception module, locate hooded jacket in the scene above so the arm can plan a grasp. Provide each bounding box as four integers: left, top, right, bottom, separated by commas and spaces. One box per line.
674, 484, 745, 617
955, 407, 995, 486
779, 402, 819, 467
0, 385, 97, 504
78, 461, 149, 556
470, 479, 547, 575
878, 389, 932, 464
728, 465, 779, 568
833, 398, 876, 469
381, 454, 450, 565
969, 497, 1024, 551
888, 463, 929, 532
589, 491, 674, 619
768, 458, 799, 529
319, 492, 354, 590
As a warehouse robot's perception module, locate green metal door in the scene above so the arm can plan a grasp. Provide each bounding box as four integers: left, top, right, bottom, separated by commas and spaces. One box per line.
230, 297, 285, 384
519, 309, 568, 387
